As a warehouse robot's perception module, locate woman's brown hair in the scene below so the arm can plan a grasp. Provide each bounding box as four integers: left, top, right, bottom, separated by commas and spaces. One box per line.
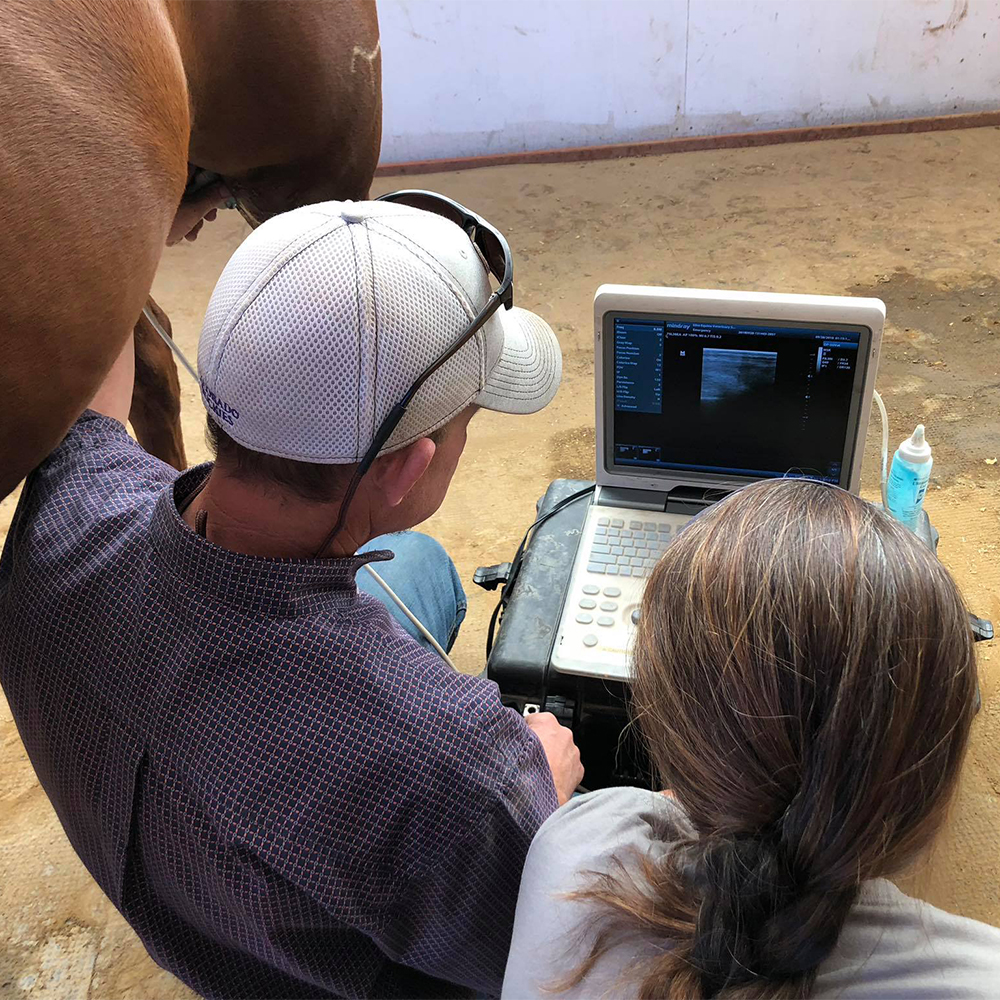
565, 478, 977, 999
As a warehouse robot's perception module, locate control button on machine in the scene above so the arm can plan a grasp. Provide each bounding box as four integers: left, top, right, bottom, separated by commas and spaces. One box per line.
631, 609, 641, 625
597, 615, 615, 627
600, 601, 618, 612
582, 584, 600, 595
603, 586, 621, 598
576, 612, 594, 624
582, 634, 598, 647
579, 598, 597, 609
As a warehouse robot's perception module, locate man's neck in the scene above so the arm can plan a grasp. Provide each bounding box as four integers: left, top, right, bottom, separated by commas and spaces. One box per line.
181, 470, 369, 559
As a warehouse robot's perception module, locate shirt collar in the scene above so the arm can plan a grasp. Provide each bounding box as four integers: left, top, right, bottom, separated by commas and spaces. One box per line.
149, 464, 392, 616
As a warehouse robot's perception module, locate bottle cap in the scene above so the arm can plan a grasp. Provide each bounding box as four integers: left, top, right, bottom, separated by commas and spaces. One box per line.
897, 423, 932, 463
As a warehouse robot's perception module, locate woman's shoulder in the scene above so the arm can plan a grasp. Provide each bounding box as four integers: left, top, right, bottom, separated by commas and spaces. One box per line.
531, 785, 691, 861
525, 787, 688, 891
502, 787, 686, 1000
819, 879, 1000, 998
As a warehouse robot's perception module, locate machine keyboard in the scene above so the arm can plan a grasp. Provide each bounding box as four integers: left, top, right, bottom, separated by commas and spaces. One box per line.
585, 517, 673, 577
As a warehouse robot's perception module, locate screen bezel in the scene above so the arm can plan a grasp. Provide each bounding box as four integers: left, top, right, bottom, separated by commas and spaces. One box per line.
600, 309, 874, 493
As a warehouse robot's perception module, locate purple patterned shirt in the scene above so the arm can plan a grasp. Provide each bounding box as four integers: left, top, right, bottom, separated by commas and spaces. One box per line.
0, 412, 557, 999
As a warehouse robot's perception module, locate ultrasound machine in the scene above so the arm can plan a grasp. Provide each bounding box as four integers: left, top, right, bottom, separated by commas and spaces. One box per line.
484, 285, 886, 786
552, 284, 884, 681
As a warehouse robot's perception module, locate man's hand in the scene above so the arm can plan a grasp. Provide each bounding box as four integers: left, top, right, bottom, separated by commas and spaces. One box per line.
526, 712, 584, 806
167, 181, 231, 246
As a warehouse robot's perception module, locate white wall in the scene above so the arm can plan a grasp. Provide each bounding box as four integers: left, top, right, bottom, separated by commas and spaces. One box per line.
378, 0, 1000, 164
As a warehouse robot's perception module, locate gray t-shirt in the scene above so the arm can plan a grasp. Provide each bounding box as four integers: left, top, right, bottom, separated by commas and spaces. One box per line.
503, 787, 1000, 999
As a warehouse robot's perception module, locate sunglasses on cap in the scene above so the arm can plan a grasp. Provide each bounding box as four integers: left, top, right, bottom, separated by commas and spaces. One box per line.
316, 190, 514, 553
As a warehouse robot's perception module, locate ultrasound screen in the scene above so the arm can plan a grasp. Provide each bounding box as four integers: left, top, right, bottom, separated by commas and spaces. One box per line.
611, 314, 866, 483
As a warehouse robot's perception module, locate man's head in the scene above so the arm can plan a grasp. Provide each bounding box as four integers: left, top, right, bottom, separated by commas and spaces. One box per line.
205, 403, 477, 545
196, 196, 561, 552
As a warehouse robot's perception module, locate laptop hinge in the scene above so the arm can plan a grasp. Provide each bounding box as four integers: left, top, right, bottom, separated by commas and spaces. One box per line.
595, 486, 667, 511
664, 485, 730, 516
597, 484, 732, 514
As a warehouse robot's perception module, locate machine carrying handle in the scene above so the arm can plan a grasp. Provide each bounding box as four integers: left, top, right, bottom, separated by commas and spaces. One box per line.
970, 613, 994, 643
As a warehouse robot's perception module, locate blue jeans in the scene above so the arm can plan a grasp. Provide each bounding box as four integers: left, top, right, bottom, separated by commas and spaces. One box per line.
357, 531, 468, 654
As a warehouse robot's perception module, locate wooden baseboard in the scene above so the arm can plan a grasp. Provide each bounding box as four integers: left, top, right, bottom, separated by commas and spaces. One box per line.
375, 109, 1000, 177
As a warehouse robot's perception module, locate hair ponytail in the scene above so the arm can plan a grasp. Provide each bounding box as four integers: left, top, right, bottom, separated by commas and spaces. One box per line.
560, 480, 976, 999
689, 836, 856, 996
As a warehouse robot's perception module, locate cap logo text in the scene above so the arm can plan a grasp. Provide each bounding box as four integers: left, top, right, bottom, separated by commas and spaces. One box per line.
201, 385, 240, 426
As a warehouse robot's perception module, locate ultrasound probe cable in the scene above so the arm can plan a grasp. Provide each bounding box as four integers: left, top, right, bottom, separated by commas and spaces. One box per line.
362, 564, 456, 669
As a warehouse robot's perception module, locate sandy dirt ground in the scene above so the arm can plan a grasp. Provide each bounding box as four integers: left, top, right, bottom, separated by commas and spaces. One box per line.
2, 127, 999, 998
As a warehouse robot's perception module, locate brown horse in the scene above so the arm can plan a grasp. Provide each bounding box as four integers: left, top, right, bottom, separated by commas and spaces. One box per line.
0, 0, 382, 499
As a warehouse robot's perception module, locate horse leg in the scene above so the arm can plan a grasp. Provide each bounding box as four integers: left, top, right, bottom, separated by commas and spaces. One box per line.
0, 0, 189, 500
130, 298, 187, 470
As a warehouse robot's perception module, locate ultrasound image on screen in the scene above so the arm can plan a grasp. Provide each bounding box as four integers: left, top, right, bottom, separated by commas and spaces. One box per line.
612, 316, 864, 483
700, 348, 777, 405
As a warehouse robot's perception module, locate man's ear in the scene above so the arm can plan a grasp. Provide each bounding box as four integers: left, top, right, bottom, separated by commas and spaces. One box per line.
370, 437, 436, 507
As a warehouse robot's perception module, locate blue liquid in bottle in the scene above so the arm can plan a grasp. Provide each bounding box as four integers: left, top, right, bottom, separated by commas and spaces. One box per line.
886, 424, 933, 532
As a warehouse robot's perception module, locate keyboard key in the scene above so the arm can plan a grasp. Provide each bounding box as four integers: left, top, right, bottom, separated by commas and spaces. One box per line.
634, 567, 648, 578
582, 634, 598, 647
637, 548, 650, 558
603, 586, 622, 598
611, 546, 624, 556
579, 598, 597, 609
597, 517, 610, 526
597, 615, 615, 627
629, 520, 643, 529
600, 601, 618, 612
587, 563, 606, 574
644, 522, 656, 531
582, 584, 600, 595
589, 552, 616, 564
611, 518, 624, 527
576, 612, 594, 624
607, 527, 620, 537
590, 543, 611, 554
623, 546, 636, 556
594, 524, 607, 535
606, 566, 619, 575
630, 556, 643, 567
619, 566, 632, 577
644, 558, 657, 568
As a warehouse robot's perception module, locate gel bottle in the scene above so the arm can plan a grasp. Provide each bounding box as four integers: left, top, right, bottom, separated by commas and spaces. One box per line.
886, 424, 933, 532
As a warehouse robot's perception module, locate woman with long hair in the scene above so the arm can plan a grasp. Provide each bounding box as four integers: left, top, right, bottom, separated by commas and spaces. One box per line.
503, 479, 998, 999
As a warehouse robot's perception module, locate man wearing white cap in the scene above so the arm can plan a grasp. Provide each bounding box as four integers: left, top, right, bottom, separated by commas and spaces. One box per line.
0, 192, 582, 999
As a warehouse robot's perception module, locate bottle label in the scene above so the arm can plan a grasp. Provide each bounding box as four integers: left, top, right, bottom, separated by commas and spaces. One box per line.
886, 455, 931, 527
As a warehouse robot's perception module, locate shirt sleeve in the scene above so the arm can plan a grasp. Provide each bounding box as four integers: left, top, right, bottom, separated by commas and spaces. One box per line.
3, 410, 178, 570
371, 701, 559, 996
39, 410, 176, 493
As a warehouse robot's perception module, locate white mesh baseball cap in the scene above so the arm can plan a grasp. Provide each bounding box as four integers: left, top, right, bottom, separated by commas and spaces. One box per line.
197, 198, 562, 463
